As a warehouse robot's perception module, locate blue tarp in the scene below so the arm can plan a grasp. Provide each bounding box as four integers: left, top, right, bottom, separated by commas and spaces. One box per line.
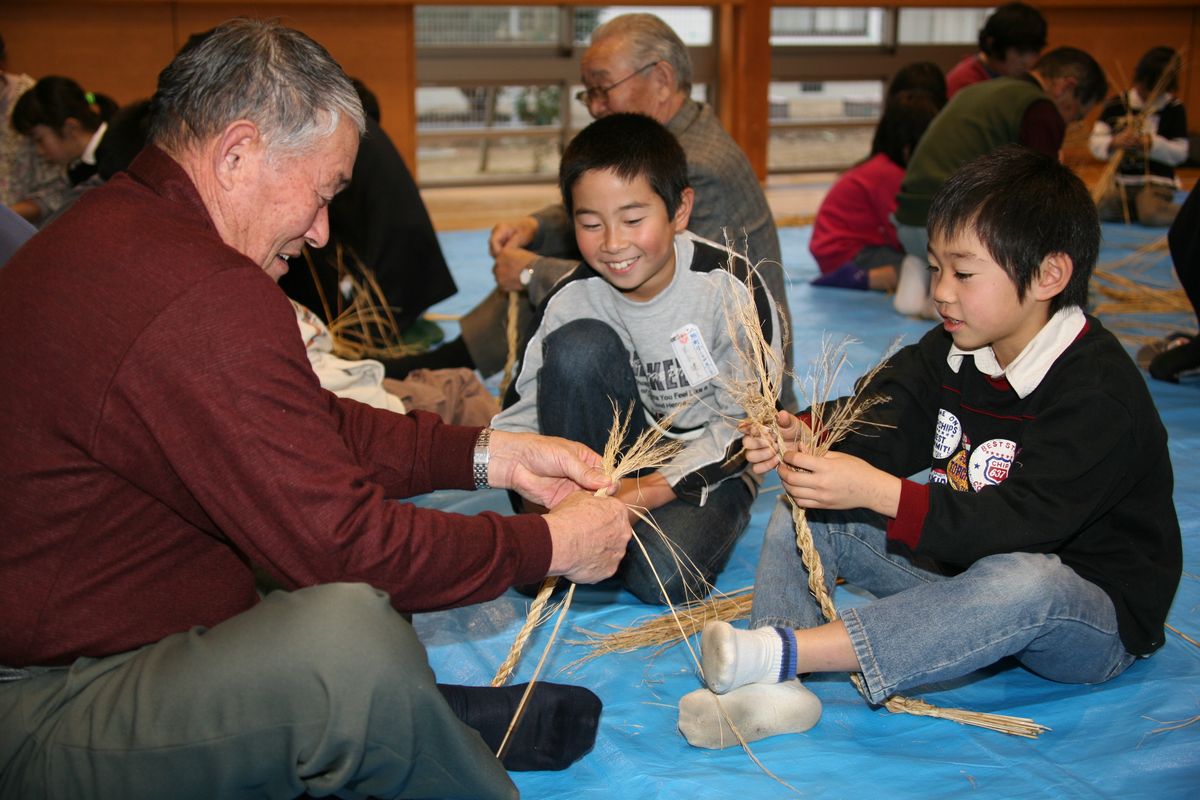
412, 221, 1199, 798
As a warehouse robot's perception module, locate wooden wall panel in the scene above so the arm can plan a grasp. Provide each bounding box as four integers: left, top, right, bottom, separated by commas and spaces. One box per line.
171, 4, 417, 163
0, 3, 176, 106
1043, 6, 1198, 118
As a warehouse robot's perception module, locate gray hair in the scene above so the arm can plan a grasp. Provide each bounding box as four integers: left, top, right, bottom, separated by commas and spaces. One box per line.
591, 13, 693, 93
150, 18, 365, 157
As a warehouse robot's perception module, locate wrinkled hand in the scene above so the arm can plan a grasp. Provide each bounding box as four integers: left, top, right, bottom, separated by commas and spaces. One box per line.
778, 449, 900, 517
488, 216, 539, 258
544, 492, 633, 584
488, 429, 614, 509
740, 410, 807, 474
493, 246, 538, 292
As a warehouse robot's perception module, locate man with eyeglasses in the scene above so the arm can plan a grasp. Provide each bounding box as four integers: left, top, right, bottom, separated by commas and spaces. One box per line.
386, 12, 795, 409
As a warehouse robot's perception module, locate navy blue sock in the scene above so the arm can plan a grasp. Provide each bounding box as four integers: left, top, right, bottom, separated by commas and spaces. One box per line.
774, 626, 798, 681
811, 261, 869, 290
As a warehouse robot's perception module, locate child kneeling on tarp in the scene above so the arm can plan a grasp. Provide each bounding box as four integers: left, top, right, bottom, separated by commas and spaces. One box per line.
492, 112, 784, 605
678, 145, 1182, 746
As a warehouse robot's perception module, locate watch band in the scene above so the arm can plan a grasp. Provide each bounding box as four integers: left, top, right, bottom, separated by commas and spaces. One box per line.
473, 427, 492, 490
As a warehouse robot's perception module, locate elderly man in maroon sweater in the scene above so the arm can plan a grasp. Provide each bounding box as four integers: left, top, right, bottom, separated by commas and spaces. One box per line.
0, 20, 632, 800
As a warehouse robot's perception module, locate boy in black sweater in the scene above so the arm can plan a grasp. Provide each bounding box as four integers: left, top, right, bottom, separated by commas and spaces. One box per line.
678, 146, 1183, 747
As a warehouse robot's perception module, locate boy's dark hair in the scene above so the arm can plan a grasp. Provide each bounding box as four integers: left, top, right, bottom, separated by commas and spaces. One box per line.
886, 62, 947, 110
12, 75, 116, 136
559, 112, 688, 218
979, 2, 1047, 59
927, 145, 1098, 314
871, 90, 940, 168
1034, 47, 1108, 109
1134, 46, 1180, 96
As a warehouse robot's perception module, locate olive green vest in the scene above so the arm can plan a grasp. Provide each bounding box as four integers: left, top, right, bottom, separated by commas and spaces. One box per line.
895, 77, 1048, 226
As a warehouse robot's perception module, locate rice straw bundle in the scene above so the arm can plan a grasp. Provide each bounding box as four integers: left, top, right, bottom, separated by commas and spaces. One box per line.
301, 244, 423, 360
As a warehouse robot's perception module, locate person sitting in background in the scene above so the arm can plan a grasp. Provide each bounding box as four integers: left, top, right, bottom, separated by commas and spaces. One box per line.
885, 61, 947, 110
945, 2, 1047, 99
893, 46, 1107, 318
11, 75, 118, 186
809, 89, 940, 292
493, 113, 783, 606
0, 34, 70, 225
1089, 46, 1189, 228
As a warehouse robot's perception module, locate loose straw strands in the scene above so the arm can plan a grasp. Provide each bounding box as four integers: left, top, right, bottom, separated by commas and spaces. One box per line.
568, 587, 753, 667
301, 245, 423, 360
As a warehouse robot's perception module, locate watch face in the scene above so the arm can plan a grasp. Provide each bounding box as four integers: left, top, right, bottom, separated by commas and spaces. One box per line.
520, 267, 533, 287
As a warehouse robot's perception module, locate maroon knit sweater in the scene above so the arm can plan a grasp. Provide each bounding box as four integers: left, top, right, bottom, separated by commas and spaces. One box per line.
0, 146, 552, 667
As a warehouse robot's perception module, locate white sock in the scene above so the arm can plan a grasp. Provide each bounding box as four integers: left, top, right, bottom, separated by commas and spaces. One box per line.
701, 621, 792, 694
678, 680, 822, 749
893, 254, 930, 317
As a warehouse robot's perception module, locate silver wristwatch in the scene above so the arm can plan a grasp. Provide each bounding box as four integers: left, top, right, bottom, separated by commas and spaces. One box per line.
473, 427, 492, 490
519, 266, 534, 287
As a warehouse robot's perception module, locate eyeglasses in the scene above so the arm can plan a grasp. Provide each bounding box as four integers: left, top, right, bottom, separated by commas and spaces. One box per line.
574, 61, 660, 106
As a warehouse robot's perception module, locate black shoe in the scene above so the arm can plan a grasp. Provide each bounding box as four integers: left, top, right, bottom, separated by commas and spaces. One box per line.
1149, 337, 1200, 383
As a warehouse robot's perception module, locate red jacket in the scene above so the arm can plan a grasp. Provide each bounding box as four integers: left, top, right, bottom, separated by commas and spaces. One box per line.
809, 153, 904, 274
0, 146, 551, 667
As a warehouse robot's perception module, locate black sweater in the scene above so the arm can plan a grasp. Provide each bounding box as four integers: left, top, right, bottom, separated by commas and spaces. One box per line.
836, 317, 1181, 656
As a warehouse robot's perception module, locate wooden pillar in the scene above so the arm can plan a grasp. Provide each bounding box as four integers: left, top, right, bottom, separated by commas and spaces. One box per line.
716, 0, 772, 180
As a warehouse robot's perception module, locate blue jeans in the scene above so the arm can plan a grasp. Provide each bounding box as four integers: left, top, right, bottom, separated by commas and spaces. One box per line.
750, 501, 1135, 704
536, 319, 753, 605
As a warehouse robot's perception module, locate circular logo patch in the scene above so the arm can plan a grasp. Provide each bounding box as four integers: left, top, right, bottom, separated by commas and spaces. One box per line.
932, 409, 962, 460
968, 438, 1018, 492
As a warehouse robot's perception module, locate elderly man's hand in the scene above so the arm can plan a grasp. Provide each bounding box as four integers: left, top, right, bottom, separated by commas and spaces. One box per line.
488, 216, 540, 258
493, 246, 539, 293
488, 429, 614, 509
543, 492, 633, 584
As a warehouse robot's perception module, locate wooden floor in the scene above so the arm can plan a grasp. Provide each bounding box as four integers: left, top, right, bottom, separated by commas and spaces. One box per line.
423, 166, 1199, 234
422, 171, 838, 233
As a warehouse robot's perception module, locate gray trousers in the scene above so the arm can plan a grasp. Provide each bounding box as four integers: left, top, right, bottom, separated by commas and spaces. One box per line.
0, 583, 516, 800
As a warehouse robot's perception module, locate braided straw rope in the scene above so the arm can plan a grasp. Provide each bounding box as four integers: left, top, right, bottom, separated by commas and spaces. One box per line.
498, 291, 521, 399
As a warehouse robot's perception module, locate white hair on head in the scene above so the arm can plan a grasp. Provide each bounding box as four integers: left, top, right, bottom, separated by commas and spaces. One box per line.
149, 18, 365, 158
591, 13, 693, 93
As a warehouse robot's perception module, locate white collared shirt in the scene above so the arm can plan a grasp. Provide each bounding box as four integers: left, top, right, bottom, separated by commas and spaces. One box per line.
945, 306, 1086, 399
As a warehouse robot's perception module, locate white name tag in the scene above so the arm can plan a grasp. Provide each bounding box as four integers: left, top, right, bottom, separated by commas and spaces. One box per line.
671, 323, 719, 387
